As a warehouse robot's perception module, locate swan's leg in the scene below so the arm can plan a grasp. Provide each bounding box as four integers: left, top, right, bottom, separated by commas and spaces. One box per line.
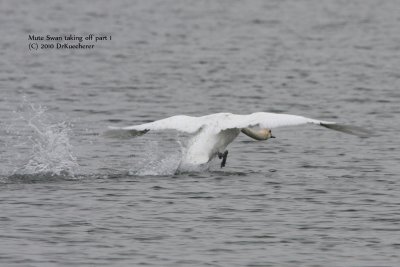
218, 150, 228, 168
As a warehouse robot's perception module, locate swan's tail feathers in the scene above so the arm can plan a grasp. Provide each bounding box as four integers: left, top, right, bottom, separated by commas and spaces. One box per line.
320, 123, 371, 138
103, 127, 149, 139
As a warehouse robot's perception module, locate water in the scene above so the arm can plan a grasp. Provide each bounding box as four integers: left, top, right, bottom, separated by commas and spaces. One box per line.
1, 0, 400, 266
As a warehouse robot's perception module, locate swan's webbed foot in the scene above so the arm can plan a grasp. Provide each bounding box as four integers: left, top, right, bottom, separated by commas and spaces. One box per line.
218, 150, 229, 168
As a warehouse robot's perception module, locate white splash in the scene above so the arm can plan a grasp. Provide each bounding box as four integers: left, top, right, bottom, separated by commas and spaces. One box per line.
10, 101, 78, 177
130, 140, 183, 176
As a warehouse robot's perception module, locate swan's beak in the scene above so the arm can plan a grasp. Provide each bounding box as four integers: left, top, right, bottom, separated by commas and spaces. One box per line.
270, 136, 276, 138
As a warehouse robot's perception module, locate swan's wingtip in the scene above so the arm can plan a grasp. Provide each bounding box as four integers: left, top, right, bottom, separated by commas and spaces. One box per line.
103, 128, 149, 139
320, 122, 371, 138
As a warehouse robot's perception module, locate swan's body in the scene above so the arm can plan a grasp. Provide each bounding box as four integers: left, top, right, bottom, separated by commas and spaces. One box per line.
183, 128, 240, 165
106, 112, 365, 167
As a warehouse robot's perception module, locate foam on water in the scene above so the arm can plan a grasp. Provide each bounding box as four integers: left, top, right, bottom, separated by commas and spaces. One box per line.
130, 140, 183, 176
4, 100, 78, 178
123, 135, 212, 176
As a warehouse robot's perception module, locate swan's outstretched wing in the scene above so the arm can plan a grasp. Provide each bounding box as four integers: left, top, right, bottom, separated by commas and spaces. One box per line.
218, 112, 332, 129
218, 112, 367, 137
104, 112, 367, 138
104, 115, 203, 138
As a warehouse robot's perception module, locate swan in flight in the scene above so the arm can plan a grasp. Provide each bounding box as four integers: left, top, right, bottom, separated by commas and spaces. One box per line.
106, 112, 365, 168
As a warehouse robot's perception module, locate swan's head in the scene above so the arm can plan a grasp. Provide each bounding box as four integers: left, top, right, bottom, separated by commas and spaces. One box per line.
241, 127, 275, 141
262, 128, 275, 140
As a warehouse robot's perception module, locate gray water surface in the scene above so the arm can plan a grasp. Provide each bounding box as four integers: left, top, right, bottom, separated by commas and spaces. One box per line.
1, 0, 400, 266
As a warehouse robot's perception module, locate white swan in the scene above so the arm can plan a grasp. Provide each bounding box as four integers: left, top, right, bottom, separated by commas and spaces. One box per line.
106, 112, 365, 168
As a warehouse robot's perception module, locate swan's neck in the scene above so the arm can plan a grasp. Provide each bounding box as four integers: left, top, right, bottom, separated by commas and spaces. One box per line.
241, 128, 269, 141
